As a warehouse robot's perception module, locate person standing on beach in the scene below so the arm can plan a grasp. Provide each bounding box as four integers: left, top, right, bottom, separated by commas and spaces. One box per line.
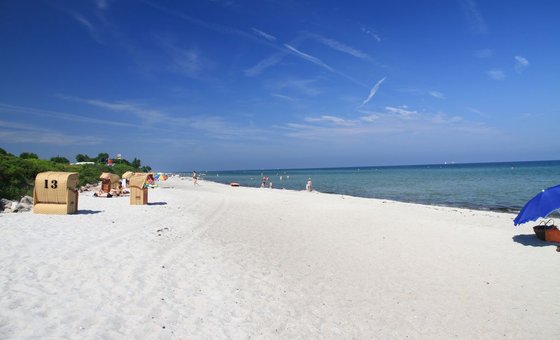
306, 178, 313, 192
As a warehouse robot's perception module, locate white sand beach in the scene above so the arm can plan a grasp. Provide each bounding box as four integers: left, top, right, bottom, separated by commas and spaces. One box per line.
1, 177, 558, 339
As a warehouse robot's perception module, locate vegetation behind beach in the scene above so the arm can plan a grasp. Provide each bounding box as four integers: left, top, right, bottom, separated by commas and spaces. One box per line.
0, 148, 151, 200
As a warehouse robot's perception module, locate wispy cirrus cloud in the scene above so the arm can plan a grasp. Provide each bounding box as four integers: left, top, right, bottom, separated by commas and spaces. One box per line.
0, 129, 103, 146
0, 102, 138, 128
56, 95, 169, 123
0, 117, 104, 146
305, 115, 357, 127
271, 93, 296, 101
360, 77, 386, 107
360, 114, 379, 122
56, 96, 267, 141
245, 52, 286, 76
279, 105, 491, 140
59, 0, 113, 44
459, 0, 487, 34
304, 32, 370, 60
155, 36, 214, 78
248, 40, 366, 87
398, 88, 445, 100
514, 55, 529, 73
361, 26, 381, 42
284, 44, 334, 72
385, 105, 417, 118
143, 1, 278, 50
428, 91, 445, 99
252, 28, 277, 41
487, 69, 505, 80
67, 11, 103, 43
468, 107, 487, 117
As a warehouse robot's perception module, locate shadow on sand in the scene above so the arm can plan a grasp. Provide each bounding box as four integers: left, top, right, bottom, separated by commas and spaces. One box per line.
512, 234, 555, 247
148, 202, 167, 206
75, 210, 103, 215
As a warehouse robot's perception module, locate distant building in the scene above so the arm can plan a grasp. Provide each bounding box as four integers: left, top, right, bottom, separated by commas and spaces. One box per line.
73, 162, 95, 165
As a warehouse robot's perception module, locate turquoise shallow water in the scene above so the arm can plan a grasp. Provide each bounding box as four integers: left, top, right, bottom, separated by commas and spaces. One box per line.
184, 160, 560, 212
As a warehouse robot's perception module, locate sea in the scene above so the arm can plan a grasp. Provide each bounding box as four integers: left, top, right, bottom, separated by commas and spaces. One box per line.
184, 160, 560, 213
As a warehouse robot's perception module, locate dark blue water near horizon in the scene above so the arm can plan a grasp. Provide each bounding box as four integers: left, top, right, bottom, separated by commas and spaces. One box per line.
183, 160, 560, 213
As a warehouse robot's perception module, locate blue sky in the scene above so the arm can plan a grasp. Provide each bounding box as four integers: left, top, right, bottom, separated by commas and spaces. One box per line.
1, 0, 559, 171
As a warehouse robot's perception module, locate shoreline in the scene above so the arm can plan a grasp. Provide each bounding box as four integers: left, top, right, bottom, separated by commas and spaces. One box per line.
201, 177, 522, 215
1, 176, 558, 338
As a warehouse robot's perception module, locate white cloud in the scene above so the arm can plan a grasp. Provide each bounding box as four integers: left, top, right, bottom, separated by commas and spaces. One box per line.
168, 48, 206, 77
154, 36, 213, 78
280, 104, 493, 140
487, 69, 506, 80
360, 114, 379, 122
284, 44, 334, 72
71, 12, 94, 30
144, 2, 256, 42
251, 28, 277, 41
271, 93, 296, 101
360, 77, 386, 107
467, 107, 487, 117
245, 52, 285, 76
428, 91, 445, 99
306, 33, 370, 60
305, 115, 356, 126
68, 97, 169, 123
514, 56, 529, 73
362, 26, 381, 42
385, 106, 417, 118
67, 11, 103, 43
459, 0, 487, 34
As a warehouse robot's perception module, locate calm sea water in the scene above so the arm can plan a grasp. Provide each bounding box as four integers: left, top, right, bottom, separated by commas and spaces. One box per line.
185, 160, 560, 212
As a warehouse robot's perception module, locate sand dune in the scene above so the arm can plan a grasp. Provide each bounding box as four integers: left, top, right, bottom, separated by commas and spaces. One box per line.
1, 177, 558, 339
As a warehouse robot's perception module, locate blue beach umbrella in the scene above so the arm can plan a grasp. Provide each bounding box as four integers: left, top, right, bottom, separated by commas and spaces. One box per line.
514, 184, 560, 226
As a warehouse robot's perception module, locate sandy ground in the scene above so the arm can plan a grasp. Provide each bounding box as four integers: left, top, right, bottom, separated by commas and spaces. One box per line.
1, 177, 558, 339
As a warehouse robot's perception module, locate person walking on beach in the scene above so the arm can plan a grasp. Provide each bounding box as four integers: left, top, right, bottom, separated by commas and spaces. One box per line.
192, 171, 199, 185
306, 178, 313, 192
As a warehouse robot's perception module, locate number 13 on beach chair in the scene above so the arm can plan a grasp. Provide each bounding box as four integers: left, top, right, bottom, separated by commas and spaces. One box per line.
33, 172, 79, 214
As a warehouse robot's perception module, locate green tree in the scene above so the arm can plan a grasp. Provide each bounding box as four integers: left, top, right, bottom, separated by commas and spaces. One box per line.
50, 156, 70, 164
131, 157, 141, 168
19, 152, 39, 159
113, 158, 131, 165
75, 154, 92, 162
96, 152, 109, 164
141, 165, 152, 172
